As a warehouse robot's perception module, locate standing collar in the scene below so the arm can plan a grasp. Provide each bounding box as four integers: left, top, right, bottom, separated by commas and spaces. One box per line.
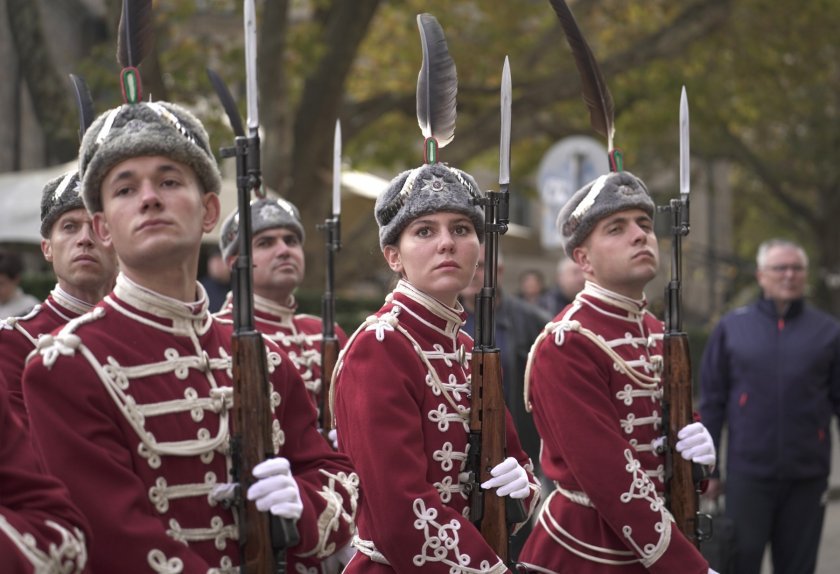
252, 293, 296, 327
577, 281, 649, 319
110, 273, 211, 331
50, 284, 95, 316
390, 279, 465, 338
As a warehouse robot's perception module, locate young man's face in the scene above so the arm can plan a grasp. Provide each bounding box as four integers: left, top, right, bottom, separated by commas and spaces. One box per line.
41, 208, 117, 299
93, 156, 219, 273
573, 208, 659, 299
249, 227, 305, 304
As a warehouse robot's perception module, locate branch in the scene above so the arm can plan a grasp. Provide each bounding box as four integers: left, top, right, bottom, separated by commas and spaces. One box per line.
711, 122, 817, 226
291, 0, 381, 176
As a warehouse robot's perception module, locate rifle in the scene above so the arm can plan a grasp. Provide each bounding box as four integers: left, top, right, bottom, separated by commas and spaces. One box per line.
318, 120, 342, 439
660, 87, 711, 546
208, 2, 299, 571
466, 57, 526, 564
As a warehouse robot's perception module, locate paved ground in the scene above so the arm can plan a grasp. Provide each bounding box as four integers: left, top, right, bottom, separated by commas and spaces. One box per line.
811, 493, 840, 574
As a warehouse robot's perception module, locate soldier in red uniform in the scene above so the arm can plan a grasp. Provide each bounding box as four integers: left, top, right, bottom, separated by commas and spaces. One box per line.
215, 189, 351, 574
215, 198, 348, 419
331, 161, 541, 573
518, 171, 717, 573
0, 170, 117, 427
22, 100, 358, 573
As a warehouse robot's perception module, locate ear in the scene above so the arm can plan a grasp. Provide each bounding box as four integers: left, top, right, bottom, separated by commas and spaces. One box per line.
572, 246, 592, 275
383, 245, 403, 274
92, 213, 113, 247
41, 239, 53, 263
201, 192, 221, 233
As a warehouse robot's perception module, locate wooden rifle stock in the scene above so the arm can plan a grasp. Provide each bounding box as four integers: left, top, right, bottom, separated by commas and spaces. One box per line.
468, 349, 524, 562
319, 336, 339, 436
661, 332, 699, 545
231, 330, 297, 572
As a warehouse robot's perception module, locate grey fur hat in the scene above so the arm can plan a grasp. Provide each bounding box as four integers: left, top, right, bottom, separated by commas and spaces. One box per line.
219, 197, 305, 259
40, 170, 85, 238
375, 162, 484, 249
78, 101, 222, 213
557, 170, 655, 257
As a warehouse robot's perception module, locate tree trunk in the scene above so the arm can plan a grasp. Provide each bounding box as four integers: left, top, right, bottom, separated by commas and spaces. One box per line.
5, 0, 78, 164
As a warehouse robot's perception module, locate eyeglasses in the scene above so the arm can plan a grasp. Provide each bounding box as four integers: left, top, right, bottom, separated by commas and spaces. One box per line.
763, 264, 806, 274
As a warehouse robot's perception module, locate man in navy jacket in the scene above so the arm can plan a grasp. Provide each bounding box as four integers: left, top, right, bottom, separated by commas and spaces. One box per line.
700, 238, 840, 574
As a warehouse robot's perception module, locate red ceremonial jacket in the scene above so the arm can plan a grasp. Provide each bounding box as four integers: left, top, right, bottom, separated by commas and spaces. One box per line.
215, 293, 348, 413
0, 372, 89, 573
23, 274, 359, 574
332, 280, 541, 573
0, 286, 93, 427
518, 282, 708, 573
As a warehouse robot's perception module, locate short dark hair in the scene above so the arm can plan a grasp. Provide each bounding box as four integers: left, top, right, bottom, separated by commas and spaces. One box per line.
0, 250, 25, 280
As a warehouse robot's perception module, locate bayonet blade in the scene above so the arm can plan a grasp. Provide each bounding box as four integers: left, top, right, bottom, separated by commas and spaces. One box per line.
333, 120, 342, 216
244, 0, 259, 135
499, 56, 511, 187
680, 86, 690, 197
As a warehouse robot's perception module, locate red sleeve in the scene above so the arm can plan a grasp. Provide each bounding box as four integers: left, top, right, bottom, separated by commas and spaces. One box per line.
0, 376, 90, 573
268, 343, 358, 561
0, 326, 35, 428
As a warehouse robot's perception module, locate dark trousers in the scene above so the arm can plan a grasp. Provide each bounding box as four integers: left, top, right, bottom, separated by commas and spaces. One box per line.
725, 473, 827, 574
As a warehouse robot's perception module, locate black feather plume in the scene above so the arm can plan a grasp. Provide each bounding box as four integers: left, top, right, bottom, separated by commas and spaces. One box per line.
116, 0, 154, 69
69, 73, 95, 142
548, 0, 615, 153
206, 68, 246, 138
416, 13, 457, 149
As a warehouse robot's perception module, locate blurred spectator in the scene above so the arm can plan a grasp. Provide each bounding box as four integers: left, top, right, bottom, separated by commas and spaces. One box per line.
0, 250, 39, 318
518, 268, 549, 308
198, 246, 230, 313
700, 238, 840, 574
544, 256, 586, 316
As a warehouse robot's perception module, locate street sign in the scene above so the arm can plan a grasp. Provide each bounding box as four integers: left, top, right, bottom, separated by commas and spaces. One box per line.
536, 135, 609, 249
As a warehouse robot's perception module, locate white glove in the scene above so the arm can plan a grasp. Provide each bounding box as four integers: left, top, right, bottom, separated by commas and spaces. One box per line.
480, 456, 530, 499
676, 422, 716, 467
709, 569, 720, 574
246, 457, 303, 520
328, 428, 339, 450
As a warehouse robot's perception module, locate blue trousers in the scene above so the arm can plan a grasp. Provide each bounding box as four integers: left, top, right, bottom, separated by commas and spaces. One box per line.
725, 473, 827, 574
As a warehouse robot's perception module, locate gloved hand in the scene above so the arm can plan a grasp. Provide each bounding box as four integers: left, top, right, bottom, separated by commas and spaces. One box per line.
328, 428, 339, 451
676, 422, 716, 467
709, 569, 720, 574
247, 457, 303, 520
481, 456, 530, 499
